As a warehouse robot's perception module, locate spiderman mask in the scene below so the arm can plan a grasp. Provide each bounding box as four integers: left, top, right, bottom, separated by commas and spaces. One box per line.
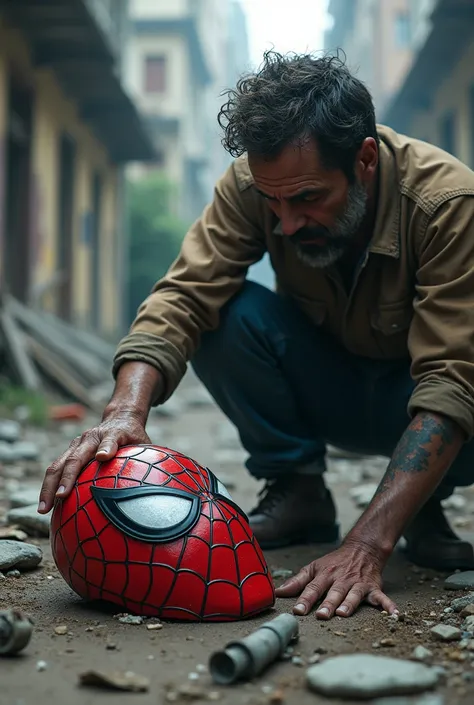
51, 445, 275, 621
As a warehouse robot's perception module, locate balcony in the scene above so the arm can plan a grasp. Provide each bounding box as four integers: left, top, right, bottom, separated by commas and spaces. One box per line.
0, 0, 155, 163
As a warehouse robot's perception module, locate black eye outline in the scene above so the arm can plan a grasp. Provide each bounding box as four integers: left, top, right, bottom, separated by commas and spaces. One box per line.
205, 469, 249, 522
90, 486, 201, 543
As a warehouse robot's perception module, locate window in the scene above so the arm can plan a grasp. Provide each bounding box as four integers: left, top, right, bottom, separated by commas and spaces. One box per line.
439, 112, 456, 156
394, 12, 410, 47
144, 56, 167, 94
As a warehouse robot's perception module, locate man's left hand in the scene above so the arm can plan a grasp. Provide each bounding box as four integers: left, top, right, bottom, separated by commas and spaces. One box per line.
275, 540, 398, 618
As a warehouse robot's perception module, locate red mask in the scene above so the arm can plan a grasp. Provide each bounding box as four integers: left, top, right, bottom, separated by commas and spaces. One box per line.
51, 445, 275, 621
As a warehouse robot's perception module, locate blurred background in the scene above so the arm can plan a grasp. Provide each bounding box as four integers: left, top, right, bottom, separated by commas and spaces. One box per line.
0, 0, 472, 415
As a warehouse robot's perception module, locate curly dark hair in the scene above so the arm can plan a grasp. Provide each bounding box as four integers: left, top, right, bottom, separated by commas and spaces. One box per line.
218, 51, 379, 181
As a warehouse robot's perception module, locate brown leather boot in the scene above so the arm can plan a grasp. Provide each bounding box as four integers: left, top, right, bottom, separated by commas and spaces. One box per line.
248, 475, 339, 550
402, 498, 474, 571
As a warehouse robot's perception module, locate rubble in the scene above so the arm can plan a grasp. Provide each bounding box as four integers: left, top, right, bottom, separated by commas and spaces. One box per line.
430, 625, 462, 642
411, 646, 433, 663
0, 420, 20, 443
306, 654, 439, 699
449, 593, 474, 612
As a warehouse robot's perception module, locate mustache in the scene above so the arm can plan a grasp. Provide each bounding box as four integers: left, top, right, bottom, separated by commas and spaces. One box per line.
289, 225, 350, 246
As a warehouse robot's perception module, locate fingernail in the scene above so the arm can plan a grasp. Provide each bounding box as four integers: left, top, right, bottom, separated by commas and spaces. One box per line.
293, 603, 306, 615
317, 607, 329, 617
38, 501, 46, 512
56, 486, 66, 495
97, 448, 110, 455
337, 605, 349, 614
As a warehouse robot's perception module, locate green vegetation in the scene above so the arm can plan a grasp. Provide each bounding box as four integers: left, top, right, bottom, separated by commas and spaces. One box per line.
0, 382, 49, 426
126, 174, 188, 326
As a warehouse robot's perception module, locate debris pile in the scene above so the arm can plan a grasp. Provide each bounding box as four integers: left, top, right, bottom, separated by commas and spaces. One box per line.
0, 294, 116, 412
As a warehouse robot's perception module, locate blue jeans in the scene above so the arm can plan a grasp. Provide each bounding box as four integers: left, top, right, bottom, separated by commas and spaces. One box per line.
192, 282, 474, 500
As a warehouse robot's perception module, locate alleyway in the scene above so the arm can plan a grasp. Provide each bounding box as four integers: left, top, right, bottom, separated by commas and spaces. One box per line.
1, 371, 474, 704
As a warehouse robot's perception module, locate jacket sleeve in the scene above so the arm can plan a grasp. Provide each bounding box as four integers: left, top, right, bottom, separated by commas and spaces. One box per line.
407, 195, 474, 439
112, 161, 267, 403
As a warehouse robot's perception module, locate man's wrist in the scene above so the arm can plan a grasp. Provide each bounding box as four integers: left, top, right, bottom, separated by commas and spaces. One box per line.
343, 530, 394, 564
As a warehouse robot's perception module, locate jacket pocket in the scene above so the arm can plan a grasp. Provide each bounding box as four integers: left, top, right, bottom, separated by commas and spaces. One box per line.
370, 302, 413, 336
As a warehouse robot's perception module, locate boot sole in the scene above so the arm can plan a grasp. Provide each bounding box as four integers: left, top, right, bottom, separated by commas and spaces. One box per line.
403, 545, 474, 572
257, 523, 340, 550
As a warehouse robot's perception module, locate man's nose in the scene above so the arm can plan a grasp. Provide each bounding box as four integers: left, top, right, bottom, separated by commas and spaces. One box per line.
279, 207, 306, 237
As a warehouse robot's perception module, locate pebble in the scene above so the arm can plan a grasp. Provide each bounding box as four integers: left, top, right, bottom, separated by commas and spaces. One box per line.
54, 625, 68, 636
306, 654, 439, 698
450, 593, 474, 612
271, 569, 294, 580
411, 646, 433, 663
0, 419, 21, 443
463, 615, 474, 631
430, 624, 462, 642
0, 540, 43, 571
444, 571, 474, 591
146, 623, 163, 631
117, 615, 144, 625
291, 656, 304, 666
6, 569, 21, 578
372, 697, 444, 705
461, 604, 474, 617
36, 661, 48, 672
10, 441, 40, 461
7, 504, 50, 537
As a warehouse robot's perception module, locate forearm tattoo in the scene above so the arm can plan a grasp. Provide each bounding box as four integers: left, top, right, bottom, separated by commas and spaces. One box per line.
375, 412, 457, 497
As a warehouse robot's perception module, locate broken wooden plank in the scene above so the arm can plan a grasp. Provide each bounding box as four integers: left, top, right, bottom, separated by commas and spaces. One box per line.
0, 302, 41, 391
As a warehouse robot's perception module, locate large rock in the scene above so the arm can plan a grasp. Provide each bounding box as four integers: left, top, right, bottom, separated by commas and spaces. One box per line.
444, 571, 474, 591
0, 419, 21, 443
7, 504, 51, 537
8, 486, 42, 509
430, 624, 462, 642
306, 654, 439, 699
0, 540, 43, 571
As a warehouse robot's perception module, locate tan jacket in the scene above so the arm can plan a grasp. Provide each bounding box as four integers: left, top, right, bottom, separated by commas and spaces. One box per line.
114, 125, 474, 438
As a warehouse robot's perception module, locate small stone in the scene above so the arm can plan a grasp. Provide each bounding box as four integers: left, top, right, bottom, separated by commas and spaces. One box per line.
36, 660, 48, 672
7, 505, 50, 537
195, 664, 207, 673
461, 604, 474, 617
306, 654, 439, 698
430, 624, 462, 642
79, 669, 150, 692
444, 571, 474, 591
106, 642, 117, 650
0, 572, 5, 580
188, 672, 199, 681
380, 639, 396, 647
444, 607, 454, 614
313, 646, 328, 655
0, 539, 43, 571
54, 625, 68, 635
0, 525, 28, 541
146, 622, 163, 630
450, 593, 474, 612
372, 697, 444, 705
411, 646, 433, 662
6, 569, 21, 578
463, 615, 474, 631
291, 656, 304, 666
116, 614, 144, 625
271, 569, 294, 580
10, 441, 40, 461
308, 654, 321, 664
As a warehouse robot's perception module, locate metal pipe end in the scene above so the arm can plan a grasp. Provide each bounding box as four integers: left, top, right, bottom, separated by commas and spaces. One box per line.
209, 646, 251, 685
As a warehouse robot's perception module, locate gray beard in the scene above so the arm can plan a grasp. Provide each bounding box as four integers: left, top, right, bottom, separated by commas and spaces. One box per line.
295, 181, 369, 268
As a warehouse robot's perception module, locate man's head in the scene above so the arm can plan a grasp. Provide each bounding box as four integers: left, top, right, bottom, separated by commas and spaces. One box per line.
218, 52, 379, 268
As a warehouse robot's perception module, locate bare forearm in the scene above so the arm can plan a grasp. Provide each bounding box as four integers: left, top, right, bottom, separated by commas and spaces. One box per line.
103, 362, 165, 423
346, 411, 464, 556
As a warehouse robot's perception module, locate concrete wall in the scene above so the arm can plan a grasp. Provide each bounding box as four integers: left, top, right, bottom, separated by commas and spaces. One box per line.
0, 16, 123, 336
407, 39, 474, 168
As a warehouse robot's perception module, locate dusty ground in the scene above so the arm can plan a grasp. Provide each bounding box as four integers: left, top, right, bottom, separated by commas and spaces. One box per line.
1, 372, 474, 705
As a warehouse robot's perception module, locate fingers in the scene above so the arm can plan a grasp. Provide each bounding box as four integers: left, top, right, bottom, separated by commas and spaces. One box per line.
38, 435, 99, 514
292, 577, 331, 616
366, 589, 399, 615
317, 584, 356, 619
333, 583, 368, 617
275, 565, 314, 598
95, 435, 120, 461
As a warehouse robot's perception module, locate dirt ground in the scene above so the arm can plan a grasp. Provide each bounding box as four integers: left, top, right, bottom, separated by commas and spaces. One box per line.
1, 372, 474, 705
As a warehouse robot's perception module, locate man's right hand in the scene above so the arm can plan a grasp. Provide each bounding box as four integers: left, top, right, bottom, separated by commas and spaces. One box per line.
37, 361, 165, 514
38, 412, 151, 514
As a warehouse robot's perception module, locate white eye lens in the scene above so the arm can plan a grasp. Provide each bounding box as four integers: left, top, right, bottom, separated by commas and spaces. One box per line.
216, 479, 234, 502
118, 495, 193, 530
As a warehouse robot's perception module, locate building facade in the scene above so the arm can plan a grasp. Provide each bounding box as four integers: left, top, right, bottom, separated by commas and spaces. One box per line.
0, 0, 154, 338
383, 0, 474, 169
324, 0, 414, 119
126, 0, 250, 224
